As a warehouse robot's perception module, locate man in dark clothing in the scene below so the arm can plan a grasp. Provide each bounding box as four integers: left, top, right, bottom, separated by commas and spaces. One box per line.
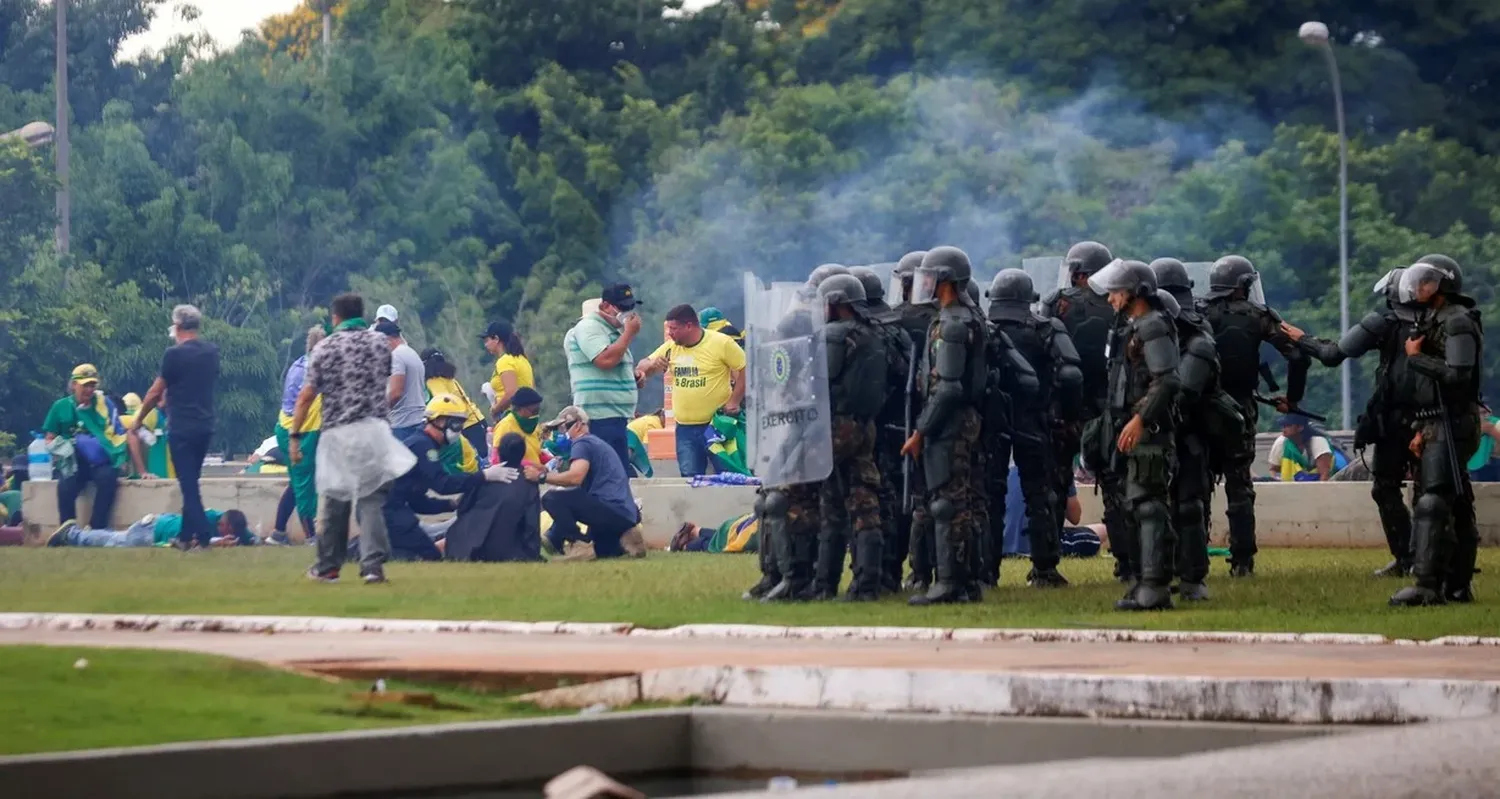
1199, 255, 1308, 577
384, 394, 519, 561
890, 250, 938, 591
446, 433, 543, 562
132, 304, 220, 549
524, 406, 641, 559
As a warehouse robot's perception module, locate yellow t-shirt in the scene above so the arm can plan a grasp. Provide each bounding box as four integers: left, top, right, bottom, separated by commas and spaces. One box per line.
627, 414, 663, 442
493, 412, 543, 465
277, 395, 323, 433
490, 354, 536, 405
425, 376, 485, 428
649, 329, 746, 425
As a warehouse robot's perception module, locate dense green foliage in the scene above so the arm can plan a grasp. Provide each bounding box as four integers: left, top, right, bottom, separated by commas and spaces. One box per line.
3, 0, 1499, 452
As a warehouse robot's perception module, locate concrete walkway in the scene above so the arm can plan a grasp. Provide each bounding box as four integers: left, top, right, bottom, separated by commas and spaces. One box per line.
7, 627, 1500, 682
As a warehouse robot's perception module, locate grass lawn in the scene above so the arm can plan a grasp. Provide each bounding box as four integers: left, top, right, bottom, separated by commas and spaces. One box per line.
0, 645, 557, 755
0, 547, 1495, 640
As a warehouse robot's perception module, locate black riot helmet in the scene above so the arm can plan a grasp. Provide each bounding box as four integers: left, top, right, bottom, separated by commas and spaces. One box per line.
1088, 259, 1158, 301
1064, 241, 1114, 280
987, 268, 1036, 322
1415, 254, 1463, 293
807, 263, 849, 287
1207, 255, 1258, 299
1149, 258, 1192, 292
911, 246, 974, 306
890, 250, 927, 305
848, 266, 885, 303
1398, 255, 1471, 307
817, 273, 867, 314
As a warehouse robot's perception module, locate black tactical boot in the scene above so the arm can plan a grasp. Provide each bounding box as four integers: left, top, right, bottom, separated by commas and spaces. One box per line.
1389, 585, 1445, 607
1175, 582, 1211, 602
910, 525, 967, 606
1372, 559, 1412, 578
1228, 557, 1255, 578
1443, 583, 1475, 604
1115, 582, 1174, 611
1026, 567, 1070, 588
743, 574, 778, 601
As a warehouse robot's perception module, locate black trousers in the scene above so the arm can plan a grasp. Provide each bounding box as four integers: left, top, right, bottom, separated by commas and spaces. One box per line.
169, 430, 213, 546
57, 461, 118, 530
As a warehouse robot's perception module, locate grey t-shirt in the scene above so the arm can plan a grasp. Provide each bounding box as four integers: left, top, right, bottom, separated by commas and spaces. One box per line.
388, 343, 427, 429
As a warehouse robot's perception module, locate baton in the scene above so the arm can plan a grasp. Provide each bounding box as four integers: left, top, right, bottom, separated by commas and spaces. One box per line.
1254, 394, 1327, 423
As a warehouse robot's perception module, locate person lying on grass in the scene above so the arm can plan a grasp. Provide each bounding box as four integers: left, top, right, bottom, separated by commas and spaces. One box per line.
48, 510, 257, 548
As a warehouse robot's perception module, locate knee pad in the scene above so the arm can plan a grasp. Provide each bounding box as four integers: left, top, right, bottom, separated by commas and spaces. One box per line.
752, 494, 767, 518
928, 497, 956, 523
762, 489, 790, 518
1176, 497, 1204, 525
1135, 499, 1168, 528
1413, 492, 1449, 520
1370, 480, 1403, 506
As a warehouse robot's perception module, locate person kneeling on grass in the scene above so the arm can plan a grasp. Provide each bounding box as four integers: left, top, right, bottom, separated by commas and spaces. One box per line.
524, 406, 644, 559
381, 394, 519, 562
49, 509, 256, 548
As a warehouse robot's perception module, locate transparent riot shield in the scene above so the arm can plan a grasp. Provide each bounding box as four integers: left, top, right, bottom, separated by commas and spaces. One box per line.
1188, 261, 1266, 305
1022, 256, 1065, 314
743, 273, 835, 487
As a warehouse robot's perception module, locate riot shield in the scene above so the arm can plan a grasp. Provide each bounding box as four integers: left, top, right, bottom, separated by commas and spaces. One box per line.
743, 273, 835, 488
1022, 256, 1065, 314
1188, 261, 1266, 305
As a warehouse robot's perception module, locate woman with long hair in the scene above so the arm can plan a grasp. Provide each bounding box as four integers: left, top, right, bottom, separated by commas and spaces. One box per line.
480, 321, 535, 417
420, 348, 489, 465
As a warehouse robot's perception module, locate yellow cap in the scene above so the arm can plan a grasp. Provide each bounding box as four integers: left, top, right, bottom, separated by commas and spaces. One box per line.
71, 364, 101, 386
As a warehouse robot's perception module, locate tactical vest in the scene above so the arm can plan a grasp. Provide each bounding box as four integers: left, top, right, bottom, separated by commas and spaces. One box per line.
992, 316, 1053, 412
1202, 298, 1263, 399
1055, 286, 1112, 413
1374, 312, 1416, 411
872, 315, 914, 425
923, 305, 988, 409
1409, 305, 1483, 410
1109, 313, 1174, 420
828, 319, 889, 421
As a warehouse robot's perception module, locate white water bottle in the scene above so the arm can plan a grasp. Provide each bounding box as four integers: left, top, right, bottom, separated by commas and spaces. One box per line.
28, 433, 52, 481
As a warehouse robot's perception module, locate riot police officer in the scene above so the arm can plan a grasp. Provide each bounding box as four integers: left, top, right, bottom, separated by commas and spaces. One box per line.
1043, 241, 1125, 578
1200, 255, 1309, 577
902, 246, 988, 605
850, 265, 917, 593
807, 274, 889, 601
1151, 258, 1225, 602
892, 250, 939, 591
987, 268, 1082, 588
1087, 260, 1181, 611
1390, 257, 1482, 607
1280, 267, 1421, 578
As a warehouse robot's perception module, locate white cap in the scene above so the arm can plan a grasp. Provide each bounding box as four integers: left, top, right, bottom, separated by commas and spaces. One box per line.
375, 304, 398, 322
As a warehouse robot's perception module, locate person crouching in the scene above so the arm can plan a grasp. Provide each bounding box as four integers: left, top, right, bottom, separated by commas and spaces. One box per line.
384, 394, 520, 562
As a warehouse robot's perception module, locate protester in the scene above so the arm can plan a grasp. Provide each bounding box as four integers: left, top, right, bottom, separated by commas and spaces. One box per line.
421, 348, 489, 465
120, 392, 171, 480
132, 305, 220, 549
268, 326, 326, 546
1267, 413, 1347, 481
635, 304, 747, 478
378, 320, 427, 440
445, 432, 543, 562
43, 364, 127, 533
493, 386, 546, 464
48, 509, 255, 548
626, 409, 666, 478
697, 306, 744, 345
385, 394, 519, 562
1000, 463, 1095, 558
480, 321, 535, 418
291, 293, 417, 584
670, 514, 758, 554
376, 304, 399, 324
525, 406, 641, 559
563, 284, 642, 473
1468, 406, 1500, 482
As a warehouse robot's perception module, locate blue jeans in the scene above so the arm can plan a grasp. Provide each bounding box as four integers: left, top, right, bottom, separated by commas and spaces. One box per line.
542, 488, 638, 559
588, 417, 636, 477
674, 423, 720, 478
58, 519, 155, 547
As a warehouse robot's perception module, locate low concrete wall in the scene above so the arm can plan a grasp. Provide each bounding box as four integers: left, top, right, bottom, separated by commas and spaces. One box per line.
21, 477, 1500, 550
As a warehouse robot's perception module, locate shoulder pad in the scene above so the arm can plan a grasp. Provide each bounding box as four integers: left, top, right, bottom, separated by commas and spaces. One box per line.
1047, 316, 1068, 334
1442, 306, 1479, 334
1041, 288, 1062, 305
1185, 333, 1217, 358
939, 317, 970, 343
1133, 312, 1173, 341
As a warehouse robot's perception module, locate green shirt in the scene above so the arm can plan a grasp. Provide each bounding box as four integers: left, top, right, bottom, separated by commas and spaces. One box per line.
564, 314, 637, 421
42, 395, 128, 467
151, 510, 224, 545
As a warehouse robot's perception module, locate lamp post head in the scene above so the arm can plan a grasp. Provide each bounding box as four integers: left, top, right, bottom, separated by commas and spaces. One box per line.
1299, 21, 1330, 47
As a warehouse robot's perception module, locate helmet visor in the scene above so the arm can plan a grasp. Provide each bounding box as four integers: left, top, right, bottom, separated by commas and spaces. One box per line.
1397, 263, 1445, 305
888, 274, 907, 306
1086, 259, 1131, 296
1372, 268, 1402, 296
911, 267, 942, 305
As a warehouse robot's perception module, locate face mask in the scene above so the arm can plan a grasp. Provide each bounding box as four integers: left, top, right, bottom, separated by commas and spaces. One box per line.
167, 325, 178, 341
550, 431, 573, 457
444, 429, 461, 445
513, 413, 540, 435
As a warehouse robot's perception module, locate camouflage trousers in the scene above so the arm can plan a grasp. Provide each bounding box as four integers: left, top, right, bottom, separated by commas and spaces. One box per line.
758, 482, 821, 587
815, 416, 885, 595
911, 408, 982, 588
873, 423, 909, 591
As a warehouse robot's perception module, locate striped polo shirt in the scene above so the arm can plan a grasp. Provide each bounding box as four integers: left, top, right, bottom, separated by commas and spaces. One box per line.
564, 313, 638, 421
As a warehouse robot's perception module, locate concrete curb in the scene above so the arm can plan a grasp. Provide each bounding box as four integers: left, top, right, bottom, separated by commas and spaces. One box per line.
0, 613, 1496, 648
517, 664, 1500, 725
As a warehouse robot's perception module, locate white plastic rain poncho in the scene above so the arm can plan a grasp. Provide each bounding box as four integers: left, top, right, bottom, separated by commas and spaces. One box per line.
315, 418, 416, 502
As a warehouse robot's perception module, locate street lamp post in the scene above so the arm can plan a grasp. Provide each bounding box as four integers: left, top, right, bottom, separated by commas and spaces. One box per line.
55, 0, 70, 256
1299, 20, 1351, 431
